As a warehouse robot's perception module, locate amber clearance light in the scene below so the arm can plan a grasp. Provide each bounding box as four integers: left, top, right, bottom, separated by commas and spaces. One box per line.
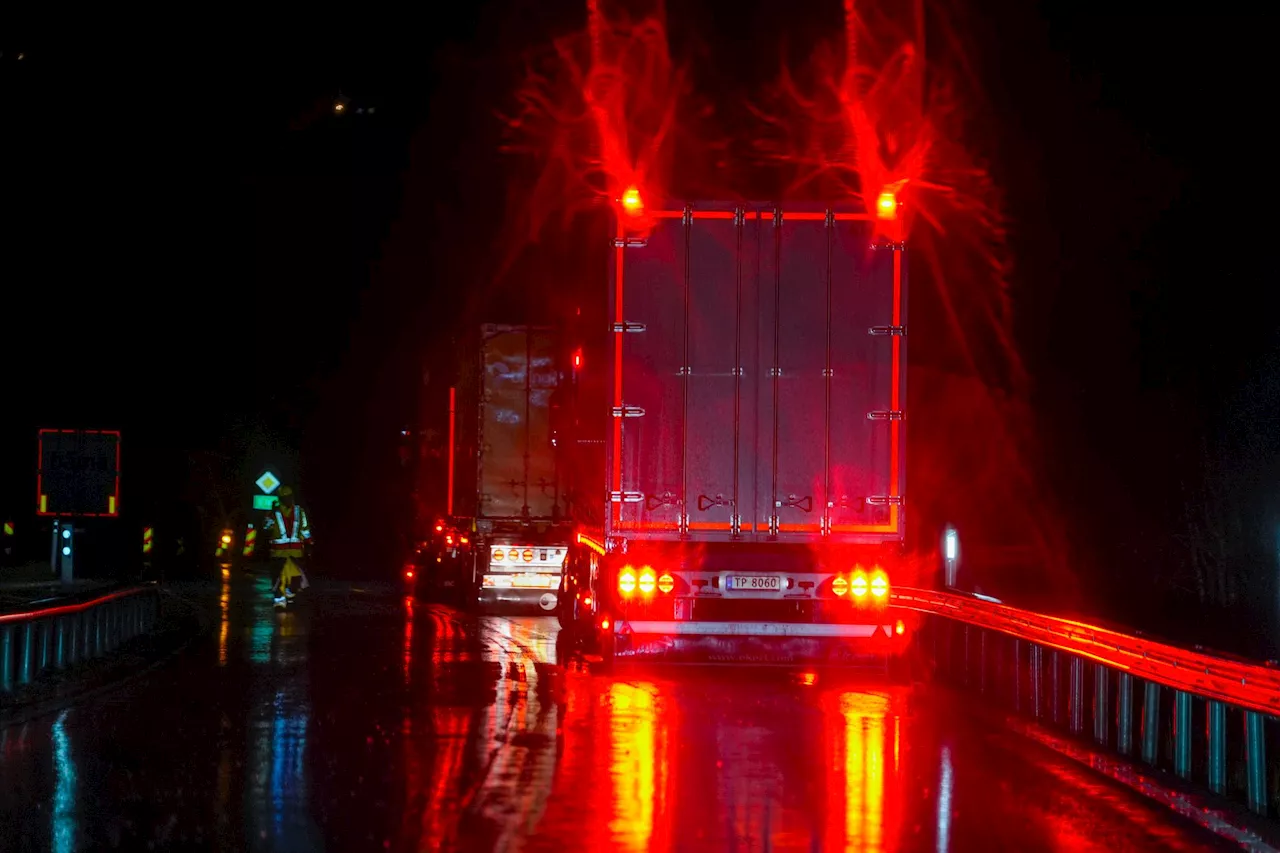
657, 572, 674, 594
618, 568, 637, 595
620, 186, 644, 216
876, 189, 898, 221
850, 569, 869, 598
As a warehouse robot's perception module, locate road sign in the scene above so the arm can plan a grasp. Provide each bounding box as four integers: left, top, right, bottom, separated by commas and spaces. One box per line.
252, 494, 279, 511
255, 471, 280, 494
37, 429, 121, 517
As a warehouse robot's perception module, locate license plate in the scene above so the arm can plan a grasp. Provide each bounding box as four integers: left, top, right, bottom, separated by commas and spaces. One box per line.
725, 575, 781, 591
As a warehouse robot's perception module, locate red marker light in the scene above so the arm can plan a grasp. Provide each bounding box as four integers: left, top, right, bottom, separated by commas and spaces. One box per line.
620, 186, 643, 216
600, 619, 610, 630
573, 350, 582, 369
583, 596, 592, 607
405, 569, 414, 579
876, 190, 898, 221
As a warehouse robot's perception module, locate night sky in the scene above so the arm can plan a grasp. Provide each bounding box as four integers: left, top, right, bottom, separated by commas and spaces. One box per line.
4, 7, 1278, 650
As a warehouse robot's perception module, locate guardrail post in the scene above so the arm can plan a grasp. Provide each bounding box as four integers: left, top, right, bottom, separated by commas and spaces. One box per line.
38, 620, 50, 672
1141, 681, 1160, 765
54, 617, 66, 670
19, 622, 33, 686
1031, 645, 1044, 719
1, 625, 12, 693
67, 614, 79, 666
1069, 657, 1085, 735
1011, 639, 1022, 712
1174, 691, 1192, 780
1207, 700, 1226, 795
978, 630, 987, 694
1092, 664, 1109, 746
1245, 711, 1268, 815
1050, 651, 1062, 726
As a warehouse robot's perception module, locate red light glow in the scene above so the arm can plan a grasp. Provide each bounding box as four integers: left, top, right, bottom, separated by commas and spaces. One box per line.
752, 0, 1024, 384
501, 0, 698, 247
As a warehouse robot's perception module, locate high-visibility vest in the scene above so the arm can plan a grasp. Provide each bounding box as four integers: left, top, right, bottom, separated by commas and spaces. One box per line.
269, 507, 311, 556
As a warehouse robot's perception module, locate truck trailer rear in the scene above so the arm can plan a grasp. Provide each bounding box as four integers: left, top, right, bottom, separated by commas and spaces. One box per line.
469, 325, 572, 612
562, 197, 908, 665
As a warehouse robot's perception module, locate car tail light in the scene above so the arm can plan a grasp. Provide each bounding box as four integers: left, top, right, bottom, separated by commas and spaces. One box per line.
618, 568, 636, 595
850, 569, 868, 598
832, 576, 849, 597
638, 568, 656, 594
657, 573, 674, 594
870, 568, 889, 599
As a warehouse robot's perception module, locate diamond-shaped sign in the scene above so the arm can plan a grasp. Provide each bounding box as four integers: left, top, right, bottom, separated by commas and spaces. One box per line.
255, 471, 280, 494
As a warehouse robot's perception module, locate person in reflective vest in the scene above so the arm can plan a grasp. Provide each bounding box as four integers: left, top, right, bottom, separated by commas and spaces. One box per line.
264, 486, 312, 607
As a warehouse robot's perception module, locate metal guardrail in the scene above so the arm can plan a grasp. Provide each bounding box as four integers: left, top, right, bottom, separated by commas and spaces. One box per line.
893, 587, 1278, 820
0, 584, 161, 697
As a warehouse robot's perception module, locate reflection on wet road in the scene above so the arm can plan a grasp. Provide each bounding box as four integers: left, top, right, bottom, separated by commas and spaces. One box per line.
0, 575, 1239, 851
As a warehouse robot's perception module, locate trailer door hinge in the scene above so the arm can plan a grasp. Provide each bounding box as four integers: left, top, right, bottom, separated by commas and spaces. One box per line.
609, 491, 645, 503
872, 240, 906, 251
610, 321, 647, 333
612, 237, 648, 248
867, 410, 904, 421
869, 326, 906, 336
866, 495, 904, 506
611, 405, 646, 418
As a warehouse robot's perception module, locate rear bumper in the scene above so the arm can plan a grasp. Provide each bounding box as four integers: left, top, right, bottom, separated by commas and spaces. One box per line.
612, 619, 901, 665
478, 587, 559, 611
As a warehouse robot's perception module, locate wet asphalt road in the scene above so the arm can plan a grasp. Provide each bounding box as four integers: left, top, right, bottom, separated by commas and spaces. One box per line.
0, 574, 1242, 852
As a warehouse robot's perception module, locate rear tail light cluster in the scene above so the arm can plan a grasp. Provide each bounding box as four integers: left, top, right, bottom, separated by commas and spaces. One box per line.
831, 567, 890, 602
617, 566, 674, 598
